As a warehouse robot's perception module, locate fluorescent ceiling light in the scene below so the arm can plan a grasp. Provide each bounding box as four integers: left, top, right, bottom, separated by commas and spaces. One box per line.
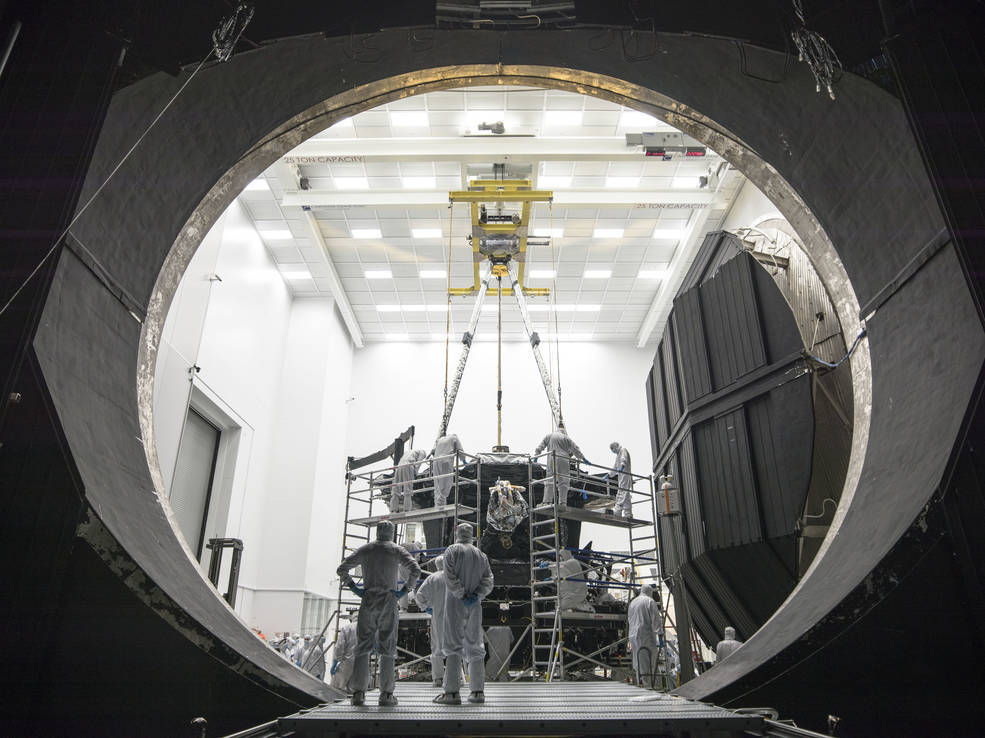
538, 176, 571, 189
244, 179, 270, 191
258, 229, 293, 240
639, 269, 668, 279
527, 304, 599, 313
605, 177, 639, 188
385, 333, 409, 341
620, 110, 657, 127
528, 269, 556, 279
377, 304, 447, 313
402, 176, 436, 189
419, 269, 447, 279
281, 270, 311, 280
390, 111, 429, 127
533, 227, 564, 238
335, 177, 368, 190
351, 228, 382, 239
364, 270, 392, 279
330, 117, 353, 128
672, 176, 701, 189
652, 228, 685, 240
543, 110, 583, 126
412, 228, 442, 239
593, 228, 624, 238
583, 269, 612, 279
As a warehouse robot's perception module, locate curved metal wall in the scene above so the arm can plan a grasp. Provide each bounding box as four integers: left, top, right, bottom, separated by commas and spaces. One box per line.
31, 28, 985, 732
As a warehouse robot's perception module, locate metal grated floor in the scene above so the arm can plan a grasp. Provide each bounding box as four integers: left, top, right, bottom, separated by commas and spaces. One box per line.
277, 681, 762, 736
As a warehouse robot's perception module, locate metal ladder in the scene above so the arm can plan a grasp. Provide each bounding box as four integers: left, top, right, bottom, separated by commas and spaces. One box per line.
529, 451, 564, 681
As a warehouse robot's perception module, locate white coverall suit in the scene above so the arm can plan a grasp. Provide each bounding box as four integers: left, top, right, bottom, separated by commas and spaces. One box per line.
628, 584, 665, 687
611, 444, 633, 517
430, 434, 464, 507
552, 549, 594, 612
534, 429, 585, 507
391, 448, 427, 512
413, 563, 448, 685
336, 535, 422, 696
330, 619, 357, 692
442, 536, 495, 694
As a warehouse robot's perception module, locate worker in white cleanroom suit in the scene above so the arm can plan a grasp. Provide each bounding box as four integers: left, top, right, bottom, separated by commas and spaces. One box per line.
533, 425, 587, 508
628, 582, 665, 688
337, 520, 422, 707
430, 433, 465, 507
413, 556, 448, 687
609, 441, 633, 518
390, 448, 428, 512
330, 613, 358, 693
304, 636, 327, 680
398, 540, 424, 611
549, 549, 594, 612
434, 523, 495, 705
715, 626, 743, 664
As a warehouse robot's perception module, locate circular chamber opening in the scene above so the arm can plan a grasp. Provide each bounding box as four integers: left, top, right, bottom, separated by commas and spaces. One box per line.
144, 69, 866, 675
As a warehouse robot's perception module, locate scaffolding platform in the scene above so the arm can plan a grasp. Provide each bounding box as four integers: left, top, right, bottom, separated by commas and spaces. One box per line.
278, 682, 762, 736
398, 612, 431, 621
349, 503, 476, 527
534, 610, 627, 621
532, 505, 652, 529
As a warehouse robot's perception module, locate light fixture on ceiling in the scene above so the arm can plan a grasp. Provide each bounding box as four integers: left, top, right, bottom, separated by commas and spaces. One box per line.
527, 304, 600, 313
390, 110, 429, 127
402, 176, 436, 189
351, 228, 382, 239
244, 178, 270, 191
335, 177, 369, 190
593, 228, 624, 238
412, 228, 443, 239
330, 117, 353, 128
671, 176, 703, 189
376, 305, 402, 312
583, 269, 612, 279
604, 176, 639, 188
419, 269, 447, 278
543, 110, 583, 126
533, 227, 564, 237
364, 270, 392, 279
537, 176, 571, 189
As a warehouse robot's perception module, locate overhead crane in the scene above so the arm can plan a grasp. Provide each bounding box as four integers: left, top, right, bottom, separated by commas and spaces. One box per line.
437, 179, 564, 449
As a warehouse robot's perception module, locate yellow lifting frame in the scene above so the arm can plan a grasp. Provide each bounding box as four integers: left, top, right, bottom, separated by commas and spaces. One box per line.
447, 179, 553, 296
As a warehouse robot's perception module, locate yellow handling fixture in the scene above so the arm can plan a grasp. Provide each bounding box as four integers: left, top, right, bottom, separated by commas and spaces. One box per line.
447, 179, 553, 297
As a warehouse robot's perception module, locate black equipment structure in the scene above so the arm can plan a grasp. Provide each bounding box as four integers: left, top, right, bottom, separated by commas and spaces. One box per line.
647, 232, 850, 652
206, 537, 244, 608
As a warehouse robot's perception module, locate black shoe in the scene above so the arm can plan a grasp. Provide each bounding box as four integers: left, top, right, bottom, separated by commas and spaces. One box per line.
468, 690, 485, 704
378, 691, 398, 706
350, 690, 365, 706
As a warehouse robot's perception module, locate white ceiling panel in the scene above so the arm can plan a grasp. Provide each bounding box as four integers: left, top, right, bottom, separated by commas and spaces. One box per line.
234, 85, 755, 342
